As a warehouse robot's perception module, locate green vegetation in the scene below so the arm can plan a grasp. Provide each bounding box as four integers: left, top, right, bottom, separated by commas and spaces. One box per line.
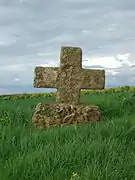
1, 86, 135, 180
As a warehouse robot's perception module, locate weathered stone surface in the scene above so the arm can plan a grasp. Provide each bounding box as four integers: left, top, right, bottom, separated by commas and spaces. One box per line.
34, 46, 105, 104
32, 46, 105, 129
32, 102, 102, 129
34, 67, 58, 88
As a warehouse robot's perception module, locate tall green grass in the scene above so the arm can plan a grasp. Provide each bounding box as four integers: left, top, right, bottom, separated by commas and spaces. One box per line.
1, 92, 135, 180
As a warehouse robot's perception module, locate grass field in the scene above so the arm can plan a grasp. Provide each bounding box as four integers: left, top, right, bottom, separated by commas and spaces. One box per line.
1, 91, 135, 180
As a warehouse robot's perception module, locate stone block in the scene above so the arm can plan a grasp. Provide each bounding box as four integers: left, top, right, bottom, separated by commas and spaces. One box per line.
32, 102, 102, 129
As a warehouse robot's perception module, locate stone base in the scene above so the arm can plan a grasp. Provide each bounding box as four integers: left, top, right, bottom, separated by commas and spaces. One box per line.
32, 102, 102, 129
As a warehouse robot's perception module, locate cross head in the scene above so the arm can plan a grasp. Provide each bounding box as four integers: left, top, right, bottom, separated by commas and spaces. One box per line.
34, 46, 105, 104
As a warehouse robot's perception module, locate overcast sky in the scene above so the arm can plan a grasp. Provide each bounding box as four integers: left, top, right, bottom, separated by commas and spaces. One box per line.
0, 0, 135, 95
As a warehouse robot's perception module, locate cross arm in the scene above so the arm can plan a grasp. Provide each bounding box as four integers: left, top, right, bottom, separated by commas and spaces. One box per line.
81, 69, 105, 89
34, 67, 59, 88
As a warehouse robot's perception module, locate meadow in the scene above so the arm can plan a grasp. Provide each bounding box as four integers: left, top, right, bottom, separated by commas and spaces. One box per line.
1, 87, 135, 180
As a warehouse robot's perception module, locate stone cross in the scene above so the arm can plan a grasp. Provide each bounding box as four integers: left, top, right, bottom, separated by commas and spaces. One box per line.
34, 46, 105, 104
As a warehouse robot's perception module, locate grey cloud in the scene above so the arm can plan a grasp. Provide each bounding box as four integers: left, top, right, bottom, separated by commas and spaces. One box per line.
0, 0, 135, 94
